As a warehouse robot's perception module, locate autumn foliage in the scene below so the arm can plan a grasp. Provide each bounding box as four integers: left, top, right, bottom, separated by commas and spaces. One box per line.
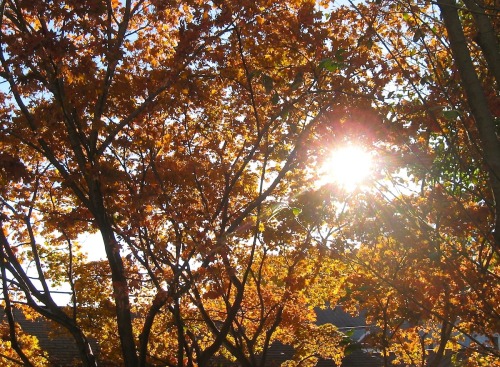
0, 0, 499, 366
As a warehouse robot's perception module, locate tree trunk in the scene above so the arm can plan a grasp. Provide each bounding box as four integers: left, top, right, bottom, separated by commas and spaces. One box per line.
99, 222, 139, 366
437, 0, 500, 251
463, 0, 500, 89
89, 184, 138, 366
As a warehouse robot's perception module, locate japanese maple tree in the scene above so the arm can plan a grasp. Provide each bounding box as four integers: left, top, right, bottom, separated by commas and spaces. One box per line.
0, 0, 392, 366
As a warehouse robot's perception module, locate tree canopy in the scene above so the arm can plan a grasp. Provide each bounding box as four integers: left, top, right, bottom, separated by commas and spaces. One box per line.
0, 0, 498, 366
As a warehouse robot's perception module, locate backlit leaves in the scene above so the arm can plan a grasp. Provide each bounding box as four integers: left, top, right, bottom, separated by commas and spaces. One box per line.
1, 0, 499, 366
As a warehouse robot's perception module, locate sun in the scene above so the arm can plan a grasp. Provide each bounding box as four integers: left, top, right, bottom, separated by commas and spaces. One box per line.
318, 145, 374, 191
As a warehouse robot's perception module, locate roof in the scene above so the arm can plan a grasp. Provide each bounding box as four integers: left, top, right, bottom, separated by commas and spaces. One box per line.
315, 306, 371, 342
0, 306, 393, 367
209, 307, 383, 367
209, 341, 382, 367
0, 308, 99, 367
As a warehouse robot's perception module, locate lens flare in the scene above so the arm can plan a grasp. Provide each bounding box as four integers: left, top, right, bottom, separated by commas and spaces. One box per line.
318, 145, 374, 191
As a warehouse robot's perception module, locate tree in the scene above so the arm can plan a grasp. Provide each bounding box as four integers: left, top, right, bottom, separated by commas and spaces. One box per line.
2, 0, 499, 366
334, 0, 500, 365
0, 0, 392, 366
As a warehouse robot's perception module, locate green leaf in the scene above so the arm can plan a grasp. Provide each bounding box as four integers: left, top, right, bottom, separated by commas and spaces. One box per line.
292, 207, 302, 216
335, 48, 346, 61
344, 329, 355, 337
442, 110, 460, 120
344, 343, 361, 356
319, 58, 339, 72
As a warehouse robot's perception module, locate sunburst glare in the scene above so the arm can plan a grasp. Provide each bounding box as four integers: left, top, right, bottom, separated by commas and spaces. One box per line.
317, 145, 374, 191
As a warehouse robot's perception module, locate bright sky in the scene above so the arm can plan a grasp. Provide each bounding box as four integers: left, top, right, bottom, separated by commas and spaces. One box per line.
317, 145, 375, 191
